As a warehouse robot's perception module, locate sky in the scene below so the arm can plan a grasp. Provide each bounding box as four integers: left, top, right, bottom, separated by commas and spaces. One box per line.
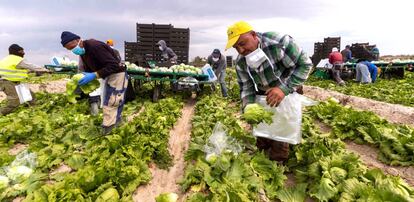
0, 0, 413, 65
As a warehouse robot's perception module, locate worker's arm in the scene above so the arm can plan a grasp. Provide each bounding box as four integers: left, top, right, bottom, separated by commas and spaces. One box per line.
347, 51, 352, 60
167, 48, 178, 62
215, 55, 226, 75
277, 34, 313, 95
236, 62, 256, 109
91, 43, 122, 78
206, 55, 213, 66
328, 54, 333, 64
16, 60, 49, 72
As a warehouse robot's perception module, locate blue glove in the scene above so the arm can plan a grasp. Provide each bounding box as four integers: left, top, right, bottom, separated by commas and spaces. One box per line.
78, 72, 97, 86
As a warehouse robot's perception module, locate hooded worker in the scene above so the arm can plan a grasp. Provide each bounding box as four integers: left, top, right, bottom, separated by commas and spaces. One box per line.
207, 49, 228, 97
61, 31, 128, 134
156, 40, 177, 63
0, 44, 49, 115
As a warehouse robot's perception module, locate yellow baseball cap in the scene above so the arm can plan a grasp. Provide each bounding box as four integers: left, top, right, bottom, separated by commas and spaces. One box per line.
106, 39, 114, 46
225, 21, 253, 50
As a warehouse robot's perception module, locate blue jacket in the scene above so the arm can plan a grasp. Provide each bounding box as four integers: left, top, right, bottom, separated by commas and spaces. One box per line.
362, 61, 378, 82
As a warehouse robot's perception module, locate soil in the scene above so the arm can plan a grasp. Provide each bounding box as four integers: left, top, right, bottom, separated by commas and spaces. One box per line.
28, 79, 68, 94
0, 92, 5, 102
133, 96, 196, 202
0, 79, 68, 102
8, 143, 28, 155
49, 163, 73, 176
304, 85, 414, 126
12, 197, 24, 202
126, 106, 145, 122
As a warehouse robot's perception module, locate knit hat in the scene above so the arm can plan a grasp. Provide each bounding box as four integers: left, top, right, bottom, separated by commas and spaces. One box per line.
8, 44, 23, 55
212, 49, 221, 58
61, 31, 80, 46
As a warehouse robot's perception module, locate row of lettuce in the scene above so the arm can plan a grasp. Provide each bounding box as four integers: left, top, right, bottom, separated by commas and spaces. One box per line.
0, 90, 184, 201
180, 92, 414, 201
0, 68, 413, 201
305, 71, 414, 107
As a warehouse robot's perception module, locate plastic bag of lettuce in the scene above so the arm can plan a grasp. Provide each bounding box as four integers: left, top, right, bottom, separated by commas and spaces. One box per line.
66, 73, 100, 103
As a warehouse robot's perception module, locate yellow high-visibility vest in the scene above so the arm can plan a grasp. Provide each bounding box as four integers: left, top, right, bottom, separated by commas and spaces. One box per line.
0, 55, 28, 82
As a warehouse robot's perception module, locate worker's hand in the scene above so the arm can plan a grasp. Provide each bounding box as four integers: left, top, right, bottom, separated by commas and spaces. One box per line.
78, 72, 97, 86
265, 87, 285, 107
35, 69, 52, 76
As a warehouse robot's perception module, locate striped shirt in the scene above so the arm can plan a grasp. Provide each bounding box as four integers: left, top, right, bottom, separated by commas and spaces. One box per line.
235, 32, 313, 107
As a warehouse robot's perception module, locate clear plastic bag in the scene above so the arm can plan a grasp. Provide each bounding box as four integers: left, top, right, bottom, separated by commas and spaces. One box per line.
204, 122, 242, 160
5, 150, 36, 183
253, 93, 317, 144
15, 84, 33, 104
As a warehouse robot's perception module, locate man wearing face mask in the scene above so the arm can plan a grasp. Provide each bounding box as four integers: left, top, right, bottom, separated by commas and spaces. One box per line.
226, 21, 312, 162
207, 49, 228, 97
156, 40, 178, 63
0, 44, 50, 115
60, 31, 127, 134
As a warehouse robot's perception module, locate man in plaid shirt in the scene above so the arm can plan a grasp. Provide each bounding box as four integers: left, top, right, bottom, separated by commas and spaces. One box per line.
226, 21, 313, 162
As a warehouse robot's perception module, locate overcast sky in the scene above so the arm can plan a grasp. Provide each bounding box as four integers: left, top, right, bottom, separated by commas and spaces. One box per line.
0, 0, 412, 65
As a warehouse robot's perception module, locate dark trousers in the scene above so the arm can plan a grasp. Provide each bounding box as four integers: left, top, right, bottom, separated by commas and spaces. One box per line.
0, 80, 35, 115
254, 85, 303, 161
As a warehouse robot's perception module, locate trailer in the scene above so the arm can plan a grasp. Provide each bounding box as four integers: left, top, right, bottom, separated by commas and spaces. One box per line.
127, 68, 214, 102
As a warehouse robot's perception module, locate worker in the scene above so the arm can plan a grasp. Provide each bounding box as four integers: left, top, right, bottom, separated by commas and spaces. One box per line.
156, 40, 177, 63
328, 47, 346, 85
355, 59, 378, 83
0, 44, 50, 115
106, 39, 122, 61
371, 45, 380, 61
207, 49, 228, 97
61, 31, 128, 134
226, 21, 312, 162
341, 45, 352, 62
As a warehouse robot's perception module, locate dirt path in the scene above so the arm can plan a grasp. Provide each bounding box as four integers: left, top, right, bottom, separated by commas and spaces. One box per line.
28, 79, 68, 94
314, 120, 414, 186
0, 79, 68, 102
304, 85, 414, 126
133, 97, 196, 202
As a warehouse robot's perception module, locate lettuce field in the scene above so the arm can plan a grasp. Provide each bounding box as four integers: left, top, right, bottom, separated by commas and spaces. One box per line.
0, 69, 413, 202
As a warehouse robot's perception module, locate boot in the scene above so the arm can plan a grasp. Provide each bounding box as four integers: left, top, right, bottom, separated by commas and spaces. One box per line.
90, 102, 99, 116
268, 141, 290, 162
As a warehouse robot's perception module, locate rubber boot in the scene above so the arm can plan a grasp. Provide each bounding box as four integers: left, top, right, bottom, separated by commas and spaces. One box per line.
90, 102, 99, 116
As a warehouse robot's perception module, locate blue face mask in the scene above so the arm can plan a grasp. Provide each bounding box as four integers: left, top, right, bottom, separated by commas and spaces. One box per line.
71, 40, 85, 55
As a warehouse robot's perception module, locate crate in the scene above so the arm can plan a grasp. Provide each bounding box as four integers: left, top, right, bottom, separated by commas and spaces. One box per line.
226, 56, 233, 67
312, 37, 341, 65
350, 42, 376, 60
126, 23, 190, 65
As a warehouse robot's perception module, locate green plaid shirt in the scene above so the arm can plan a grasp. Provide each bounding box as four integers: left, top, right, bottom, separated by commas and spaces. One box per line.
235, 32, 312, 107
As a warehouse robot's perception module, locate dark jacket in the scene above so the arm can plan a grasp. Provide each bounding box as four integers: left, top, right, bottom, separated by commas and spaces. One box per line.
157, 40, 177, 62
207, 53, 226, 75
341, 48, 352, 62
80, 39, 125, 78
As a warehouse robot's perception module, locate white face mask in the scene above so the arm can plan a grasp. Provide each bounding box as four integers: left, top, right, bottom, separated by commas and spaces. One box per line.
212, 57, 219, 62
245, 48, 267, 68
159, 46, 164, 51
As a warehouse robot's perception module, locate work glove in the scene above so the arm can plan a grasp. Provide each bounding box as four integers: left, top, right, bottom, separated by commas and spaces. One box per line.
78, 72, 97, 86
